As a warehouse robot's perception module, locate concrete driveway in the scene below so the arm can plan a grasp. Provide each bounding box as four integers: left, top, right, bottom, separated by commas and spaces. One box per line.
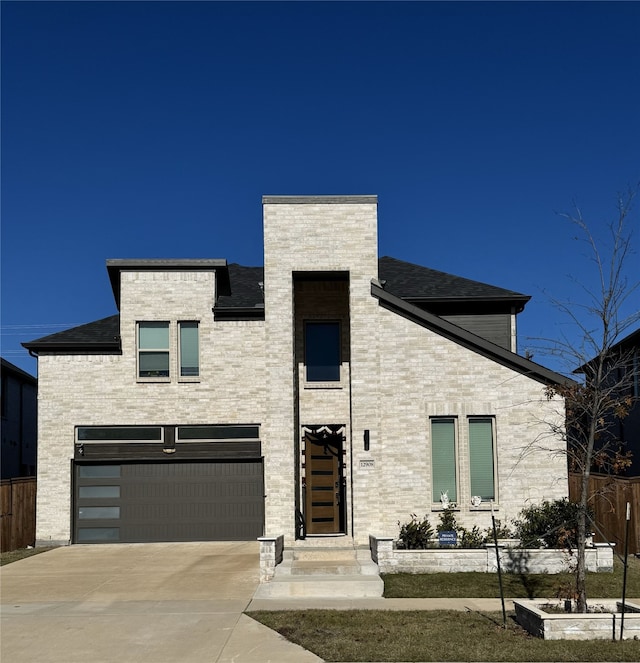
1, 542, 321, 663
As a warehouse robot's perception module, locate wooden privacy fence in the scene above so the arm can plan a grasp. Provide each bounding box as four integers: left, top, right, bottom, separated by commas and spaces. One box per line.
569, 472, 640, 555
0, 477, 36, 552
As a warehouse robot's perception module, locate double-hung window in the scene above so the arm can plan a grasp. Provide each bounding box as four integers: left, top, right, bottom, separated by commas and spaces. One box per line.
431, 418, 457, 503
179, 321, 199, 377
138, 322, 170, 378
468, 418, 495, 501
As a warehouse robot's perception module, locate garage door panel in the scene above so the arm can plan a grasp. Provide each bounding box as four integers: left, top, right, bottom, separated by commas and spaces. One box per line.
75, 460, 264, 543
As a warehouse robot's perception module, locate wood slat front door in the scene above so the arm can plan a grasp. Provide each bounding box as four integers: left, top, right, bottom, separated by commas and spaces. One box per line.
304, 433, 343, 534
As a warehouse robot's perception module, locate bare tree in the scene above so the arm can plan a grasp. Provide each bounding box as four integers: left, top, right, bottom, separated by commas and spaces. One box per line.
543, 184, 638, 613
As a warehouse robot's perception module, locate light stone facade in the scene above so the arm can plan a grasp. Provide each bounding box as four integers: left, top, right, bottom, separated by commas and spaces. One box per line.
33, 195, 567, 546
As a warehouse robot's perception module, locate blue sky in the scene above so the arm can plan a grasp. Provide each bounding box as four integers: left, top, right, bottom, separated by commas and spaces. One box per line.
2, 1, 639, 376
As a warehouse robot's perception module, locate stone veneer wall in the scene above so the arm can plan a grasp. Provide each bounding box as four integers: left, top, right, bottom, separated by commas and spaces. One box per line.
35, 269, 266, 544
370, 536, 614, 574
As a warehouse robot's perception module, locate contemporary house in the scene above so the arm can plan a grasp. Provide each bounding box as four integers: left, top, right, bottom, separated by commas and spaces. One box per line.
24, 196, 569, 547
1, 358, 37, 480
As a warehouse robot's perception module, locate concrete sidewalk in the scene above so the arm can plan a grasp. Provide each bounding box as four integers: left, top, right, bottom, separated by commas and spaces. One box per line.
248, 596, 515, 612
0, 543, 321, 663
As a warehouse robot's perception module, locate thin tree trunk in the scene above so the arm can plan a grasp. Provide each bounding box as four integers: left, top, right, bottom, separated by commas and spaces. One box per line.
576, 471, 589, 613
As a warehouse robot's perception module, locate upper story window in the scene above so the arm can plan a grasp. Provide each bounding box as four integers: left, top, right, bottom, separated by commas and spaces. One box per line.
305, 321, 341, 382
179, 321, 199, 378
138, 322, 170, 378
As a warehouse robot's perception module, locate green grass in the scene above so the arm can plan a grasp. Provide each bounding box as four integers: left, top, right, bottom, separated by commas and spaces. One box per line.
249, 556, 640, 661
249, 609, 640, 661
383, 555, 640, 599
0, 547, 56, 566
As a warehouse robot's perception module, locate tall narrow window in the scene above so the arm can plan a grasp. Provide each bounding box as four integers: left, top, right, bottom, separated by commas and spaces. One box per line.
138, 322, 170, 378
179, 321, 199, 377
469, 418, 495, 501
305, 322, 340, 382
431, 418, 457, 503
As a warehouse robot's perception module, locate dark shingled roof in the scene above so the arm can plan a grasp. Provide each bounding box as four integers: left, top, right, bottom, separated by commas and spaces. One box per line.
216, 264, 265, 309
22, 256, 532, 350
23, 315, 121, 353
378, 256, 529, 305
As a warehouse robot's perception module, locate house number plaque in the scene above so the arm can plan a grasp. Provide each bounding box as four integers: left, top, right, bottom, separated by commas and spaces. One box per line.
359, 459, 375, 468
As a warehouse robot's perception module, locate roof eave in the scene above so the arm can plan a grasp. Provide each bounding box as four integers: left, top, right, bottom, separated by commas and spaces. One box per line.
106, 259, 230, 309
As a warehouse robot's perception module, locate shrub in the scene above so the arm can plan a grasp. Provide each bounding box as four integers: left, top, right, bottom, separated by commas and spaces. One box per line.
397, 514, 433, 549
436, 505, 458, 534
513, 498, 587, 549
483, 518, 514, 541
459, 525, 486, 548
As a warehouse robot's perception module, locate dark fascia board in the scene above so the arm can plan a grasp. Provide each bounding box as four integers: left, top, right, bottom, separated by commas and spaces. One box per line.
371, 281, 574, 387
213, 306, 265, 321
262, 195, 378, 205
106, 258, 230, 309
407, 294, 531, 306
25, 345, 122, 354
407, 295, 531, 315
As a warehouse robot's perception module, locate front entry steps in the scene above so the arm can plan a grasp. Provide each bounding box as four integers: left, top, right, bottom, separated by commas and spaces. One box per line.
254, 539, 384, 599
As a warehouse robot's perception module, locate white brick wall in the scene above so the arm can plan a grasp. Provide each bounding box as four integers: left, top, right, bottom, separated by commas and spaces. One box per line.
35, 197, 567, 546
35, 269, 266, 543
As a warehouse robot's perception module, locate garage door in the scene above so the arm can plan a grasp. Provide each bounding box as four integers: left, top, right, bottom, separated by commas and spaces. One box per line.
73, 460, 264, 543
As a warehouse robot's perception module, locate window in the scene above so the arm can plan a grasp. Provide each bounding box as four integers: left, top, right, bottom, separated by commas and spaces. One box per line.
430, 416, 497, 506
179, 321, 199, 377
305, 321, 341, 382
468, 418, 495, 501
77, 427, 162, 442
431, 418, 457, 503
138, 322, 169, 378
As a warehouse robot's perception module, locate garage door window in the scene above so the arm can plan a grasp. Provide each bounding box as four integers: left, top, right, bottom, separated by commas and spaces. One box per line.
77, 528, 120, 542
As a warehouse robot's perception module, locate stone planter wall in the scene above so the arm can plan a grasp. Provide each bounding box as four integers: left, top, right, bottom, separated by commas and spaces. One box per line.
258, 535, 284, 582
370, 536, 613, 574
514, 599, 640, 640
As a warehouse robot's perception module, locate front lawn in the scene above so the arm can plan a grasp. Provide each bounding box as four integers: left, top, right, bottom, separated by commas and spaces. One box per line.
383, 555, 640, 599
249, 609, 640, 661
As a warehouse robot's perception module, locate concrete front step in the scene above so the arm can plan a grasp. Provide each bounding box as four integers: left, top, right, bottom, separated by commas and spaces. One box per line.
289, 547, 358, 562
287, 560, 360, 575
254, 544, 384, 598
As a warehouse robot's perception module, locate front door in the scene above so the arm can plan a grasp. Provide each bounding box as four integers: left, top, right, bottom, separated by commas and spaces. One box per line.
303, 430, 344, 534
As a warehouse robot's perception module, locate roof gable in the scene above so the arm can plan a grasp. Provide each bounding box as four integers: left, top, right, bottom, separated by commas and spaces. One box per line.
371, 281, 571, 387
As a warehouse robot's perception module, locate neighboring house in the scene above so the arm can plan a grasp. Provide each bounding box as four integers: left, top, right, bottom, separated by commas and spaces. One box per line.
578, 327, 640, 476
23, 196, 569, 547
1, 358, 37, 479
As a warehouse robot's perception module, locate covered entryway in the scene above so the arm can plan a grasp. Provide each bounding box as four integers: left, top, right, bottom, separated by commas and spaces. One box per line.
73, 460, 264, 543
302, 425, 346, 534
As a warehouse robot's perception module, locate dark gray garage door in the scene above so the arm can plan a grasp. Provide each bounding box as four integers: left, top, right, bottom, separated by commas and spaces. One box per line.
74, 460, 264, 543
